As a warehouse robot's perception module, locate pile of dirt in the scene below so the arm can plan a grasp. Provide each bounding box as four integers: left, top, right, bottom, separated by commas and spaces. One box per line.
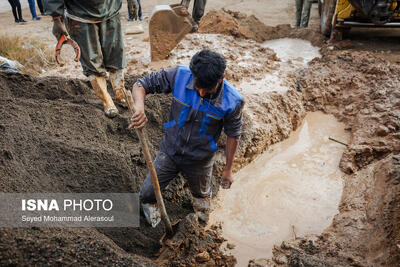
0, 52, 307, 265
199, 9, 325, 46
0, 72, 185, 265
268, 50, 400, 266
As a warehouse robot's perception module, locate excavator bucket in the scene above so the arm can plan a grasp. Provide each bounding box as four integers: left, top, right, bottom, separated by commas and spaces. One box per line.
149, 4, 195, 61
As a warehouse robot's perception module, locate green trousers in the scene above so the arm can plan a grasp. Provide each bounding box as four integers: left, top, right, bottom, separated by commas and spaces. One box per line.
67, 14, 126, 77
295, 0, 312, 28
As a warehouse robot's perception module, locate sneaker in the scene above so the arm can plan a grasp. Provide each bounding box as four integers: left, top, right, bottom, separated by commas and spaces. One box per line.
142, 203, 161, 228
139, 16, 143, 21
18, 19, 27, 24
33, 17, 41, 21
14, 20, 19, 24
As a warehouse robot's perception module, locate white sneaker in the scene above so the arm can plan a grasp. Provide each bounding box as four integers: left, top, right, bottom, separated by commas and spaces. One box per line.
142, 203, 161, 228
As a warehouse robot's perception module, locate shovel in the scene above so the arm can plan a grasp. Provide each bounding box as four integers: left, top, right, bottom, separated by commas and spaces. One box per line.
122, 89, 174, 237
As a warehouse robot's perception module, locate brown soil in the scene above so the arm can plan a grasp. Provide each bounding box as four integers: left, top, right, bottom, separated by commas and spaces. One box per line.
1, 2, 400, 266
267, 51, 400, 266
0, 57, 306, 266
199, 9, 325, 46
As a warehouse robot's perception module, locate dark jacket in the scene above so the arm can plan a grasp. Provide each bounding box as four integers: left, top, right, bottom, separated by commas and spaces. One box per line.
137, 66, 244, 160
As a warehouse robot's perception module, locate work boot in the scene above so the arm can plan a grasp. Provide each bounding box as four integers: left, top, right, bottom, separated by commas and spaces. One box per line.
142, 203, 161, 228
109, 70, 128, 108
88, 75, 119, 118
192, 196, 210, 223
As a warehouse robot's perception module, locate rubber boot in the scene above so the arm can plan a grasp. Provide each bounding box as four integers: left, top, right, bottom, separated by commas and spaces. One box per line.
88, 75, 119, 118
109, 70, 128, 108
192, 196, 210, 223
142, 203, 161, 228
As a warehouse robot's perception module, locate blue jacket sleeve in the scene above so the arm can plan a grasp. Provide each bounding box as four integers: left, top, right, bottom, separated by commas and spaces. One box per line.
223, 99, 244, 139
136, 67, 177, 94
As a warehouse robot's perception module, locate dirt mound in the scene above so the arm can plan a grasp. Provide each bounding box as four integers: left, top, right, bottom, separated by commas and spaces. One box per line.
199, 9, 325, 46
269, 50, 400, 266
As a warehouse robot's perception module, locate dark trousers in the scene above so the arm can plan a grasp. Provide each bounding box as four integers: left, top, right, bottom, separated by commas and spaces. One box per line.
192, 0, 206, 24
27, 0, 38, 19
140, 151, 213, 204
295, 0, 312, 28
8, 0, 23, 22
36, 0, 44, 14
138, 0, 142, 18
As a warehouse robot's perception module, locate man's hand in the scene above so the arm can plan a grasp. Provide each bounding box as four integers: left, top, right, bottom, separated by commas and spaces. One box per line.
128, 104, 147, 129
129, 83, 148, 129
221, 168, 233, 189
52, 16, 68, 40
221, 136, 239, 189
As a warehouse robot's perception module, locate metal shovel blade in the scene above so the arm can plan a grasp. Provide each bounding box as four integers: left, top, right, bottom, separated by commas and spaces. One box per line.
149, 5, 195, 61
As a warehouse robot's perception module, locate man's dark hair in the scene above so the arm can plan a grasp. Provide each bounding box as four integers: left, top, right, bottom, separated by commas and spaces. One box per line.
189, 49, 226, 91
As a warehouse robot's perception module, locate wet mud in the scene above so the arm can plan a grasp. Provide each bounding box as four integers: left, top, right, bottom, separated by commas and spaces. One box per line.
211, 112, 349, 266
1, 8, 399, 267
268, 50, 400, 267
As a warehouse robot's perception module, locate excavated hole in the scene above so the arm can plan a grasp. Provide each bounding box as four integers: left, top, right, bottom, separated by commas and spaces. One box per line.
209, 112, 349, 265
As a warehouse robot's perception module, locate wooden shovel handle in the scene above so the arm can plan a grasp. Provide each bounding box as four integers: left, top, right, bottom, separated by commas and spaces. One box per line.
123, 89, 173, 236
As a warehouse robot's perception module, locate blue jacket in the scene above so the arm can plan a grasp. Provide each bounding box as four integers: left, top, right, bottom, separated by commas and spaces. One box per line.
137, 66, 244, 160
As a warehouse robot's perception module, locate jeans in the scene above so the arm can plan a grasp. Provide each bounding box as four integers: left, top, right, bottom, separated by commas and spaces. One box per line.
27, 0, 38, 19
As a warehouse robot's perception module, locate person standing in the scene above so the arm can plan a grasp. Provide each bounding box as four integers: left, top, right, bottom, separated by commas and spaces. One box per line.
8, 0, 27, 23
36, 0, 44, 15
127, 0, 138, 21
181, 0, 207, 30
295, 0, 312, 28
45, 0, 127, 118
27, 0, 41, 20
129, 50, 244, 227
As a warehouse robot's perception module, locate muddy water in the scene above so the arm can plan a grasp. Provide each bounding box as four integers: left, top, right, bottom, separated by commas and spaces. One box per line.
239, 38, 320, 94
209, 112, 349, 266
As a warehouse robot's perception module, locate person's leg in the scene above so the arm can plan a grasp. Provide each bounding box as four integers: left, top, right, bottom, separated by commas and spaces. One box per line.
300, 0, 312, 28
36, 0, 44, 15
27, 0, 38, 19
127, 0, 136, 21
139, 151, 179, 204
137, 0, 142, 20
192, 0, 207, 24
98, 14, 127, 106
67, 19, 118, 117
295, 0, 303, 27
8, 0, 18, 22
180, 157, 213, 222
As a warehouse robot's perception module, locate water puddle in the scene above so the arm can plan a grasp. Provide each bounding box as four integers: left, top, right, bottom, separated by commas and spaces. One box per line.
209, 112, 349, 266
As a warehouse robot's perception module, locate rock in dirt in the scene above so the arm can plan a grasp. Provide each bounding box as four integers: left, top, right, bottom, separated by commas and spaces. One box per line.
195, 251, 210, 263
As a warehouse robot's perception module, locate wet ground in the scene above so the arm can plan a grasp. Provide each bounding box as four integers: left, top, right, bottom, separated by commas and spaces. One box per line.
210, 112, 349, 266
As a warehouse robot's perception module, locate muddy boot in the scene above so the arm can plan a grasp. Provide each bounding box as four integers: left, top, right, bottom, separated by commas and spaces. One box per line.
109, 70, 127, 108
192, 196, 210, 223
142, 203, 161, 228
89, 75, 119, 118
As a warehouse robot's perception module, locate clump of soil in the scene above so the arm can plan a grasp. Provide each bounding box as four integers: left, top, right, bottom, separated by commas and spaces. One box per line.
157, 214, 236, 266
269, 50, 400, 266
199, 9, 325, 46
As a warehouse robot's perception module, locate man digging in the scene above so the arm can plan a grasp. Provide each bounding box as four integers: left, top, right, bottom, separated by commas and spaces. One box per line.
129, 50, 244, 227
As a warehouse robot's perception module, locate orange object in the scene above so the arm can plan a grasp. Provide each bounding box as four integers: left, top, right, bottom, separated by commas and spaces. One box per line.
55, 34, 81, 66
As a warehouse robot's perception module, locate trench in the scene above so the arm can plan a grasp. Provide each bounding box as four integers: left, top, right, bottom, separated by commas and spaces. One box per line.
209, 112, 349, 265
